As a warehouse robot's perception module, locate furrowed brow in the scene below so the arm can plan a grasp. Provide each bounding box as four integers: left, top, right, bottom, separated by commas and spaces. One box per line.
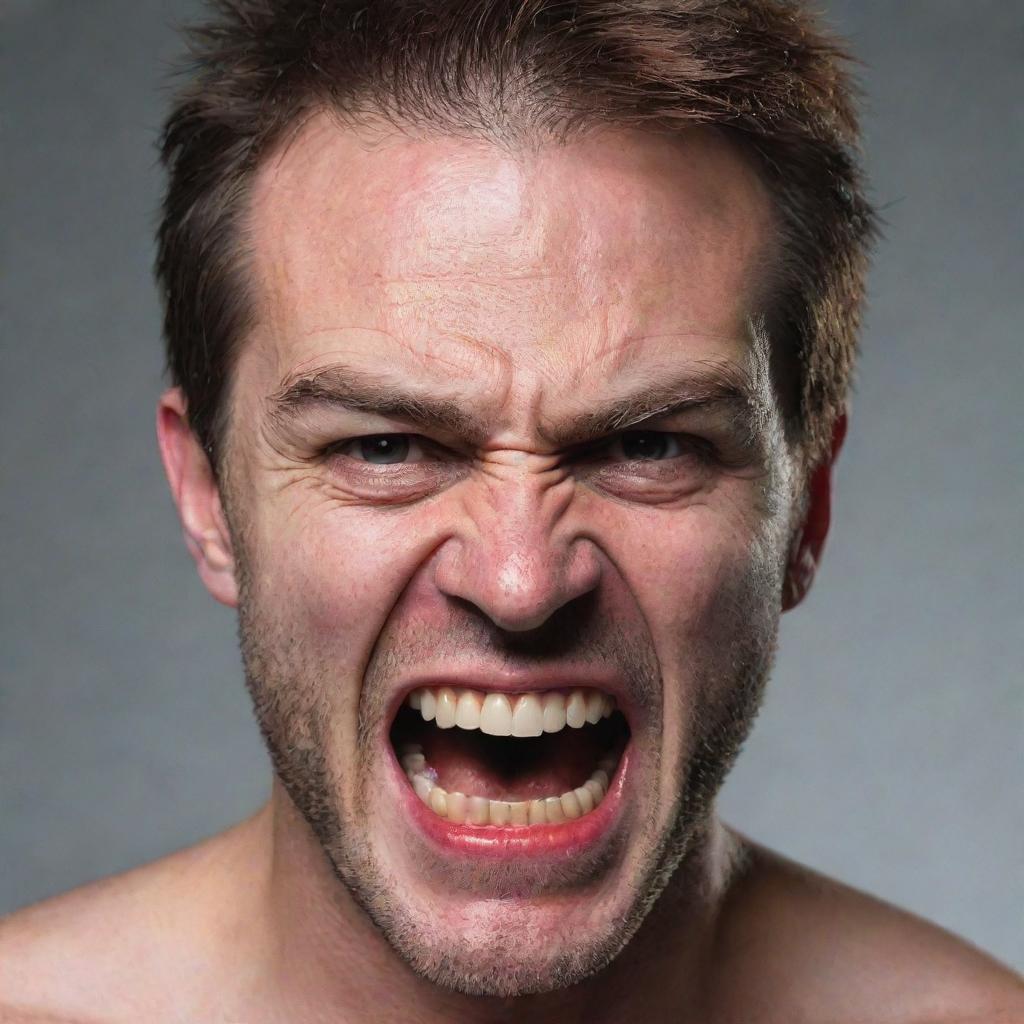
541, 364, 765, 449
266, 364, 487, 442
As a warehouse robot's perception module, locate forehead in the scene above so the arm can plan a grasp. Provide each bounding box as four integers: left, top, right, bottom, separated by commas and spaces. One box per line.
242, 114, 774, 425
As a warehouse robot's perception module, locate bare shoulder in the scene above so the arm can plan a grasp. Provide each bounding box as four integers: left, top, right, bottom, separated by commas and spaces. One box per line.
710, 835, 1024, 1023
0, 1006, 97, 1024
0, 813, 269, 1024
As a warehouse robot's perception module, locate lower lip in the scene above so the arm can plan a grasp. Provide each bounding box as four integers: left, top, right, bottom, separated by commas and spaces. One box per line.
389, 741, 631, 861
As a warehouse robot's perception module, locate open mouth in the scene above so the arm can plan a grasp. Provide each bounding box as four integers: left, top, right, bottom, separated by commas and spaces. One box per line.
390, 686, 631, 829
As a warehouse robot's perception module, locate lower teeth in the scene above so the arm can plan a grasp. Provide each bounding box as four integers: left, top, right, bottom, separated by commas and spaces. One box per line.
400, 745, 616, 827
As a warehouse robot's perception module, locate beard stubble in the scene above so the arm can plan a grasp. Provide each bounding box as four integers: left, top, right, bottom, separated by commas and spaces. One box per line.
231, 529, 783, 997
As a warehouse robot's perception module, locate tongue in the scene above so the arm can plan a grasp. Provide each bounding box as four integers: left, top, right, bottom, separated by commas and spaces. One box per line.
422, 728, 602, 801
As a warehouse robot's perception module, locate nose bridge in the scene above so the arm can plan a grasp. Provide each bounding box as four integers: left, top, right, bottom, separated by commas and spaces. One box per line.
486, 471, 565, 594
432, 462, 600, 632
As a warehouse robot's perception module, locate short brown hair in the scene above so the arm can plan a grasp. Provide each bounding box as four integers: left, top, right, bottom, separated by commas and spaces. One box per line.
157, 0, 877, 471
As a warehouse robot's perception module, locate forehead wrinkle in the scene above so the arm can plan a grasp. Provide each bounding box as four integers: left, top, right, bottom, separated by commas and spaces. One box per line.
361, 266, 558, 286
548, 328, 752, 404
245, 119, 782, 462
577, 329, 747, 371
298, 323, 492, 384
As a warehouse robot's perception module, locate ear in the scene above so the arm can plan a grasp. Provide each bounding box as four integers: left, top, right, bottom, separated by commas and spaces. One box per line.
782, 413, 846, 612
156, 388, 239, 608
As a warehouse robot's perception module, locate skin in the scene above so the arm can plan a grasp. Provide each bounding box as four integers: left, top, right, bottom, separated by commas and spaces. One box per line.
1, 121, 1021, 1023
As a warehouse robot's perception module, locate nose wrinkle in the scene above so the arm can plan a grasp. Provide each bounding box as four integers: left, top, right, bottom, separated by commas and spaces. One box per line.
433, 464, 601, 632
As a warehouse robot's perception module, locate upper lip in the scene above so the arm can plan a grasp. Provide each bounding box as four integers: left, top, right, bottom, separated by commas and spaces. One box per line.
386, 666, 638, 728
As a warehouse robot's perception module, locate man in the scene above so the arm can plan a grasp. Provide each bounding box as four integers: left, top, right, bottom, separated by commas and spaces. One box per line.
1, 1, 1021, 1020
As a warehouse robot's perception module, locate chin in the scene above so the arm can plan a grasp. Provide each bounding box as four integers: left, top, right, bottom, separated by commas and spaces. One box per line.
317, 727, 664, 996
363, 897, 630, 997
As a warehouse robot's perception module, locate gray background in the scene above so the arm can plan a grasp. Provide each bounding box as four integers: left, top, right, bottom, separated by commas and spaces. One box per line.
2, 0, 1021, 970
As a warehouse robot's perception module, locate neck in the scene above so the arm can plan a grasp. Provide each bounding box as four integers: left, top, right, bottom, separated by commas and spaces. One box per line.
241, 779, 738, 1024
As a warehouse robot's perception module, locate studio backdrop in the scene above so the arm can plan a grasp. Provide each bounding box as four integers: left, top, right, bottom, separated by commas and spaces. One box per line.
1, 0, 1021, 969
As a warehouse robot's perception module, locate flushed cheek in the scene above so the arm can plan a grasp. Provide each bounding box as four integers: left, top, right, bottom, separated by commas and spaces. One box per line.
614, 509, 781, 792
252, 501, 448, 662
617, 507, 763, 634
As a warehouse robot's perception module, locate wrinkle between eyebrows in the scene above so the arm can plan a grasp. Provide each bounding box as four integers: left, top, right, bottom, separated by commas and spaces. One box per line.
262, 352, 772, 458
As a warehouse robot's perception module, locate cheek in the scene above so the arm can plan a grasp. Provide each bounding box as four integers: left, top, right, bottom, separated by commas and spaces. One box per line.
619, 503, 774, 637
612, 502, 784, 731
248, 500, 444, 662
237, 503, 448, 796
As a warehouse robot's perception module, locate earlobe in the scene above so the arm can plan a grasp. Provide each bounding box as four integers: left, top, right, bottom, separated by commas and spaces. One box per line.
782, 414, 846, 612
156, 388, 239, 608
782, 529, 819, 610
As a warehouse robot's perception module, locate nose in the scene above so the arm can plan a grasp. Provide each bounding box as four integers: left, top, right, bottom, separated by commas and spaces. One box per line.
430, 470, 602, 632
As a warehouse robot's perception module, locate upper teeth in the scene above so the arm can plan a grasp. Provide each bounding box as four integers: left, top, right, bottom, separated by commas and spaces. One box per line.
408, 687, 614, 737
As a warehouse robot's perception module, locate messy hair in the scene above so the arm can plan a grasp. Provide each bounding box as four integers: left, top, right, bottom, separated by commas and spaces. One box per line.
157, 0, 877, 471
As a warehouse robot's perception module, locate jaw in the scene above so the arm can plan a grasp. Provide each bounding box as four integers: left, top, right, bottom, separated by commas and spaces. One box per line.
354, 768, 646, 996
306, 676, 687, 997
257, 659, 759, 998
258, 753, 734, 1009
239, 543, 786, 998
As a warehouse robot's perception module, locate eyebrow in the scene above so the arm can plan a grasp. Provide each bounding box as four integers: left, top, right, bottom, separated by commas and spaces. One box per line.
266, 360, 763, 449
267, 364, 487, 442
539, 364, 762, 448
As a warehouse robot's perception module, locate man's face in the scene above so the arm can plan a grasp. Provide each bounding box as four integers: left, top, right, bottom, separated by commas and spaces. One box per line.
220, 118, 796, 995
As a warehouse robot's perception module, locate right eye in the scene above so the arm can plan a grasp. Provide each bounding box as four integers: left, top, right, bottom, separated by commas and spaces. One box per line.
333, 434, 427, 465
607, 431, 686, 462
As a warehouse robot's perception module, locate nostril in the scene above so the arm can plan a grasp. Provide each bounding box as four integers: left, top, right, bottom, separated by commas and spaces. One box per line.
487, 601, 566, 635
565, 537, 603, 600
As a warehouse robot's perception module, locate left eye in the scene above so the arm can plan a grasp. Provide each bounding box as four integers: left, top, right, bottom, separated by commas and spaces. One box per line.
338, 434, 422, 464
610, 431, 684, 461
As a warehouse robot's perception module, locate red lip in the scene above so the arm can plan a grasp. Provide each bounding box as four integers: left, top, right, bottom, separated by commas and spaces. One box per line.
388, 739, 631, 861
